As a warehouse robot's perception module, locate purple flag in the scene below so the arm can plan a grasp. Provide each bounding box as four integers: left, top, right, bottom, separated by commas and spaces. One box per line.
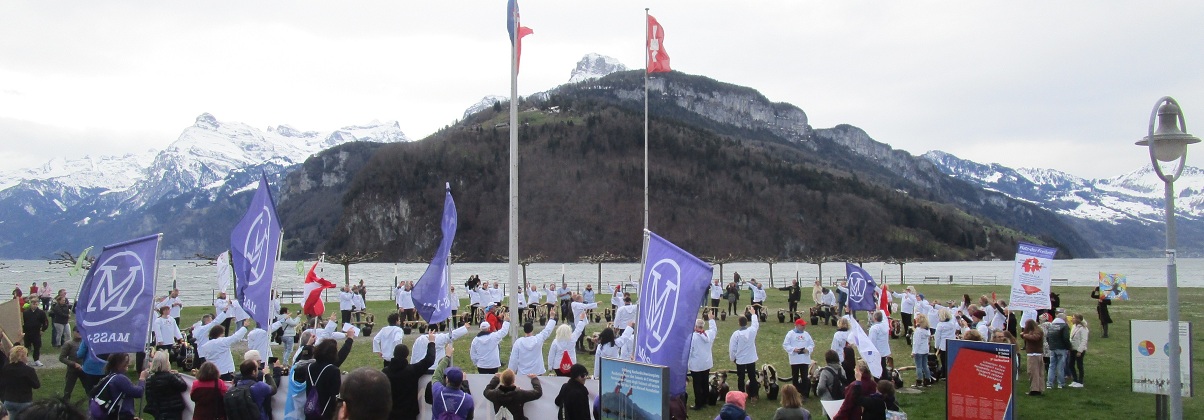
75, 234, 161, 355
230, 174, 281, 330
635, 231, 714, 397
414, 183, 457, 324
845, 263, 877, 312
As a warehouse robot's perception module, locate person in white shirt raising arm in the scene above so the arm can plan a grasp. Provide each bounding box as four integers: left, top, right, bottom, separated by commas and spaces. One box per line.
152, 306, 184, 357
470, 314, 512, 374
508, 319, 557, 376
689, 312, 718, 410
728, 312, 760, 394
200, 318, 252, 381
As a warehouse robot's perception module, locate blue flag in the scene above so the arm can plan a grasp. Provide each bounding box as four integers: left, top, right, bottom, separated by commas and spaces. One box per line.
414, 183, 458, 324
75, 234, 161, 355
230, 174, 281, 330
635, 231, 714, 397
845, 263, 878, 312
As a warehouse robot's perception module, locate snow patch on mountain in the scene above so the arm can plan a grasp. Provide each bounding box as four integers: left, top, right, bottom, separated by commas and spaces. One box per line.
568, 53, 627, 83
462, 95, 507, 119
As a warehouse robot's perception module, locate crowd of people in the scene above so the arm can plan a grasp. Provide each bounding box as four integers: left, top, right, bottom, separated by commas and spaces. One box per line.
0, 275, 1109, 420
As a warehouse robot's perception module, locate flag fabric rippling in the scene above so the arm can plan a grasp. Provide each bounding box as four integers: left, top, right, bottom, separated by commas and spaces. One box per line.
230, 174, 281, 330
507, 0, 534, 72
413, 183, 458, 324
845, 263, 877, 312
634, 231, 713, 397
303, 262, 335, 317
75, 234, 161, 355
647, 15, 671, 73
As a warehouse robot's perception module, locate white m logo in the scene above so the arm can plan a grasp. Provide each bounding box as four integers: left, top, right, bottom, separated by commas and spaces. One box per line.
83, 251, 147, 327
642, 259, 681, 353
243, 206, 274, 286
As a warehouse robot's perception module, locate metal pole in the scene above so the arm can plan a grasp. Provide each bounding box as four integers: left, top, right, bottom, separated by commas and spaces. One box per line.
643, 8, 650, 232
508, 13, 521, 339
1165, 179, 1183, 419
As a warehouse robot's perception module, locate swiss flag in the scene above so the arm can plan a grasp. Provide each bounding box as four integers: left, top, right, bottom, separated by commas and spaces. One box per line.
303, 262, 336, 317
647, 15, 671, 73
507, 0, 534, 73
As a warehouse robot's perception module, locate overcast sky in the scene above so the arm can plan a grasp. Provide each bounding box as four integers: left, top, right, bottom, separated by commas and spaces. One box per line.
2, 1, 1203, 179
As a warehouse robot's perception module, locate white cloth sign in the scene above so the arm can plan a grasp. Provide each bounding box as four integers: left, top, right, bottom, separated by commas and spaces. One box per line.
1008, 243, 1057, 310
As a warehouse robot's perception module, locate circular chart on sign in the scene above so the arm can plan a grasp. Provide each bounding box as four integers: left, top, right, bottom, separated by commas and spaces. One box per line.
1164, 342, 1181, 356
1138, 340, 1156, 356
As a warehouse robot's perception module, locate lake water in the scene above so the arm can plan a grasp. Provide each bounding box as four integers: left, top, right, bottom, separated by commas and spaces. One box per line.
2, 257, 1201, 307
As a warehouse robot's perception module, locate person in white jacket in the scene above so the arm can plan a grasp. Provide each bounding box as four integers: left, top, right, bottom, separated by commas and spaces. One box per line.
547, 313, 588, 376
831, 316, 851, 363
594, 322, 636, 377
152, 306, 184, 360
470, 316, 511, 374
892, 286, 918, 344
934, 308, 959, 378
410, 322, 470, 368
728, 313, 760, 393
274, 307, 300, 363
396, 282, 416, 322
612, 296, 638, 335
912, 314, 935, 387
688, 314, 718, 410
372, 313, 404, 368
868, 310, 893, 378
245, 322, 274, 363
508, 319, 557, 376
782, 318, 816, 399
337, 287, 356, 324
708, 279, 723, 315
200, 318, 252, 380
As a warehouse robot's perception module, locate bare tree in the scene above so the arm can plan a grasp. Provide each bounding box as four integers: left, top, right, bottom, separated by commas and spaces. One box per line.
803, 254, 842, 285
49, 250, 95, 271
758, 256, 781, 287
579, 251, 629, 290
326, 251, 382, 287
519, 253, 547, 290
885, 257, 918, 285
703, 254, 742, 283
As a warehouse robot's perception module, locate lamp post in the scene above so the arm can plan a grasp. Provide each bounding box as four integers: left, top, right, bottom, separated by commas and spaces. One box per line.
1136, 96, 1199, 420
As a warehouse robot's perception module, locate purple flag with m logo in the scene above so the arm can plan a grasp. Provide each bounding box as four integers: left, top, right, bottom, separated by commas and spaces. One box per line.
75, 234, 161, 355
635, 231, 714, 397
414, 183, 458, 324
845, 263, 878, 312
231, 174, 281, 331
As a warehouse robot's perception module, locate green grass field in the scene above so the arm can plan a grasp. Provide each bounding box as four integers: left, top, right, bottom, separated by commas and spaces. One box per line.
24, 285, 1203, 419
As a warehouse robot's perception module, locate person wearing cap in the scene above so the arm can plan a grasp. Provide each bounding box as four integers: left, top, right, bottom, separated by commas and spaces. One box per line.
372, 313, 405, 368
714, 391, 751, 420
689, 312, 718, 410
431, 344, 474, 420
508, 319, 558, 376
471, 314, 511, 374
782, 318, 815, 400
410, 322, 471, 368
892, 286, 918, 345
554, 364, 592, 420
485, 303, 502, 332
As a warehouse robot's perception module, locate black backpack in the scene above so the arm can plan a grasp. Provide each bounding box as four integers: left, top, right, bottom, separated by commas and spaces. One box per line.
223, 382, 261, 420
820, 367, 844, 398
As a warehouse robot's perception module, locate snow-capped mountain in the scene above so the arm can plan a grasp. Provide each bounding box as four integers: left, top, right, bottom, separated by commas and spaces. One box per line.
567, 53, 627, 83
0, 113, 408, 258
462, 95, 507, 119
923, 150, 1204, 256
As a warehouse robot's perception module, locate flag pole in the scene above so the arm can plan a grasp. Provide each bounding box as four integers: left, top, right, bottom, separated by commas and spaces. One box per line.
631, 229, 650, 359
643, 8, 650, 233
508, 6, 521, 340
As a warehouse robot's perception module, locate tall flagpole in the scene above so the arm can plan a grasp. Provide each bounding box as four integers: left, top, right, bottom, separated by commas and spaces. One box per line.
508, 7, 521, 339
643, 8, 650, 232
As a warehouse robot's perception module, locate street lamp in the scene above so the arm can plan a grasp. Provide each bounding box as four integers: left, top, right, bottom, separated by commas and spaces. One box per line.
1136, 96, 1199, 420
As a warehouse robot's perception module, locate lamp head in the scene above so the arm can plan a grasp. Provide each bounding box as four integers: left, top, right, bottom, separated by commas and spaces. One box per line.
1137, 100, 1200, 162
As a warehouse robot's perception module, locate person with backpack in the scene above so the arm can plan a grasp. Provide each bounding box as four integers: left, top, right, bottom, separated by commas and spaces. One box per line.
383, 332, 437, 420
1, 346, 40, 418
547, 312, 588, 376
430, 345, 474, 420
484, 369, 542, 420
1045, 314, 1071, 389
815, 350, 846, 401
553, 364, 591, 420
145, 352, 188, 420
295, 335, 355, 420
92, 353, 146, 420
190, 362, 228, 420
226, 360, 274, 420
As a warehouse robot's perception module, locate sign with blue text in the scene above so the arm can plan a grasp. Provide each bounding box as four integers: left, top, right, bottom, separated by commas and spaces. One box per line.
599, 357, 668, 420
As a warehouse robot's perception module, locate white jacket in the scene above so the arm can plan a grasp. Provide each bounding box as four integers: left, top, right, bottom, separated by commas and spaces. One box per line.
470, 321, 511, 369
547, 319, 587, 371
200, 326, 248, 375
912, 327, 932, 355
352, 294, 366, 311
748, 284, 766, 303
831, 330, 850, 362
782, 329, 816, 365
595, 328, 636, 375
571, 302, 598, 320
728, 315, 760, 365
688, 320, 718, 372
246, 328, 273, 361
613, 305, 638, 329
152, 316, 182, 346
527, 289, 543, 306
935, 320, 958, 351
489, 287, 504, 304
338, 291, 355, 311
410, 325, 469, 364
372, 325, 405, 361
868, 320, 892, 358
892, 292, 916, 314
157, 297, 183, 319
709, 284, 723, 300
192, 310, 230, 349
508, 320, 557, 376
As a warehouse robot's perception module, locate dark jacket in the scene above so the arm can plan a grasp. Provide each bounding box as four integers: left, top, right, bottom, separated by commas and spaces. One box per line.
1091, 288, 1113, 324
833, 379, 877, 420
1021, 327, 1044, 354
715, 404, 751, 420
554, 379, 591, 420
294, 338, 354, 420
777, 284, 801, 302
383, 341, 436, 420
483, 375, 542, 420
1046, 321, 1071, 351
101, 373, 146, 418
59, 338, 82, 368
145, 371, 189, 420
0, 361, 40, 402
22, 307, 48, 341
190, 379, 227, 420
50, 301, 72, 324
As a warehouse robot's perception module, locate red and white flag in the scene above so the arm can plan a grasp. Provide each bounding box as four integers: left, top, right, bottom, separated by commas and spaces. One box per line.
303, 262, 336, 317
647, 15, 671, 73
879, 284, 891, 316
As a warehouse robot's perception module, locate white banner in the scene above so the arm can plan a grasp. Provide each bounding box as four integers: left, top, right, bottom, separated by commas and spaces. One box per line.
1007, 243, 1056, 310
216, 251, 232, 293
1131, 320, 1193, 397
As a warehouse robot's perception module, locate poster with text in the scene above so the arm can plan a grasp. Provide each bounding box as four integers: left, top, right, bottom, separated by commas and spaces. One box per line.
946, 339, 1013, 420
1131, 320, 1193, 397
1008, 243, 1056, 310
599, 357, 667, 420
1098, 272, 1130, 300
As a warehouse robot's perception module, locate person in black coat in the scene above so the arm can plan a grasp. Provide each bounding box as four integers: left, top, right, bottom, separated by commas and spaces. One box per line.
294, 334, 355, 420
383, 332, 437, 420
0, 346, 40, 417
1090, 287, 1113, 338
145, 352, 188, 420
554, 364, 592, 420
778, 280, 802, 316
21, 304, 49, 366
484, 369, 542, 420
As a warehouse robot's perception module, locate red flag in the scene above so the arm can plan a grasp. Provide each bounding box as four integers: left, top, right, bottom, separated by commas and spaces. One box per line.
647, 15, 671, 73
303, 262, 336, 317
507, 0, 534, 73
879, 284, 891, 316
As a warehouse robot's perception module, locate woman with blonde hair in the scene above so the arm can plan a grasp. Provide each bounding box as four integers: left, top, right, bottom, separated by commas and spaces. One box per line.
1068, 314, 1089, 388
546, 312, 587, 376
1, 346, 39, 417
145, 351, 188, 420
772, 384, 811, 420
912, 314, 935, 387
934, 308, 958, 378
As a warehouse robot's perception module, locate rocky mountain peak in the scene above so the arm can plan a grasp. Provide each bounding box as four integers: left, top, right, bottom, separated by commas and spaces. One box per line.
568, 53, 627, 84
